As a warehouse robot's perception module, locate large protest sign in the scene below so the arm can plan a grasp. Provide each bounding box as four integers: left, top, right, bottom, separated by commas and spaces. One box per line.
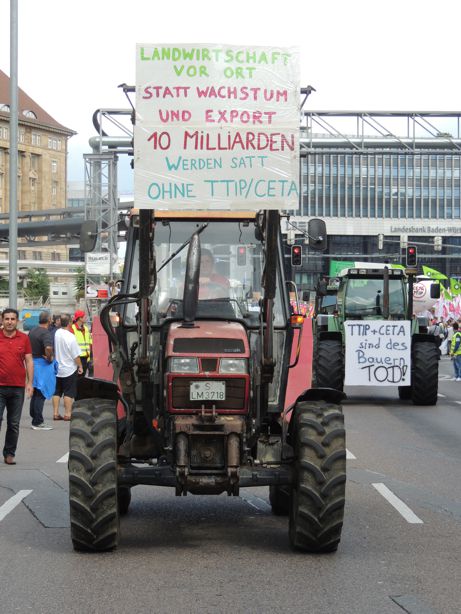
345, 320, 411, 386
135, 44, 299, 210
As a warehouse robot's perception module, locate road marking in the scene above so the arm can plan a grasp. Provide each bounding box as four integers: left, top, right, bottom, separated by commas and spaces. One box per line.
56, 452, 69, 463
456, 401, 461, 405
240, 494, 272, 512
346, 448, 356, 460
390, 594, 436, 613
0, 490, 33, 522
437, 393, 446, 398
372, 483, 423, 524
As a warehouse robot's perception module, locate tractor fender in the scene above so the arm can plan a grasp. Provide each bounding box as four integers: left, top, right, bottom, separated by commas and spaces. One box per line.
316, 330, 342, 342
411, 333, 439, 345
76, 376, 120, 403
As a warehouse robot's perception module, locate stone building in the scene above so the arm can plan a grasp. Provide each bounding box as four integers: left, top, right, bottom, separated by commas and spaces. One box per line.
0, 68, 75, 266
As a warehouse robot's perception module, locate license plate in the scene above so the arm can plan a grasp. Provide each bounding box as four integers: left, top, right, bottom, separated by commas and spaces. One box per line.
190, 381, 226, 401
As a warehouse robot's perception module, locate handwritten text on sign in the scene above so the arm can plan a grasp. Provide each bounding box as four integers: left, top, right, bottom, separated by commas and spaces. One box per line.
345, 321, 411, 386
135, 44, 300, 210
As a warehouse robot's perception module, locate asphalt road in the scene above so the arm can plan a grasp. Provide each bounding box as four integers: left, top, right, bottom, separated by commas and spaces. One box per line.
1, 356, 460, 614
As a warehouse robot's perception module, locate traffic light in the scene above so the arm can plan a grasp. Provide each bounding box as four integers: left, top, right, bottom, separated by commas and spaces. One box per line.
291, 245, 302, 266
406, 245, 417, 267
237, 246, 246, 266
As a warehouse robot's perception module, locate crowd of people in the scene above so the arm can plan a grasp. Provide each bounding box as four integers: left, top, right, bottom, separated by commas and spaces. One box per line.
0, 309, 92, 465
427, 316, 461, 380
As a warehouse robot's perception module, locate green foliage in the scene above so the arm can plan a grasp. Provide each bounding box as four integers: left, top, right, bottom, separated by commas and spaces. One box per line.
0, 277, 8, 293
23, 268, 50, 302
75, 266, 85, 300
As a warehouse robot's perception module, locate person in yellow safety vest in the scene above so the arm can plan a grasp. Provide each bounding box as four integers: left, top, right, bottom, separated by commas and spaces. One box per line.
450, 322, 461, 381
72, 310, 92, 375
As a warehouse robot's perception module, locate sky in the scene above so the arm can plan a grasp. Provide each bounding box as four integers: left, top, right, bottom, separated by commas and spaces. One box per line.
1, 0, 460, 193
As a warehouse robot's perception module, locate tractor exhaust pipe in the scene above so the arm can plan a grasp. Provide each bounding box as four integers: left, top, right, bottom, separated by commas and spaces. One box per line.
182, 232, 201, 326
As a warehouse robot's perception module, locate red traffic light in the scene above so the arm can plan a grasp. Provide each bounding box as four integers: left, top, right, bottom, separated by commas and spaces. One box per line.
291, 245, 302, 266
406, 245, 417, 267
237, 246, 246, 266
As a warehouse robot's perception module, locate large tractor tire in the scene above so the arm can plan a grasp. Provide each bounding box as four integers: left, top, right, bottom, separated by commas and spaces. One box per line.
289, 400, 346, 553
269, 485, 290, 516
313, 338, 344, 392
69, 398, 120, 552
411, 341, 439, 406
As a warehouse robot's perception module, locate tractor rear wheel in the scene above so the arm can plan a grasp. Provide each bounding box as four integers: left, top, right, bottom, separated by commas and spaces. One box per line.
411, 342, 439, 406
313, 339, 344, 391
69, 398, 119, 551
289, 400, 346, 553
269, 485, 290, 515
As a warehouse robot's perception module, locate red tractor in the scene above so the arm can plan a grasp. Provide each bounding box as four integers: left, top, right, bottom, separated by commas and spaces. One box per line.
71, 209, 346, 553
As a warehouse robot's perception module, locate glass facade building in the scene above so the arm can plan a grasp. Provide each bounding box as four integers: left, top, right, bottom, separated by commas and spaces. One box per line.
287, 111, 461, 289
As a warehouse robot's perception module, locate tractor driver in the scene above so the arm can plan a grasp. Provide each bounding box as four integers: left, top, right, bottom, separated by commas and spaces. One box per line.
199, 249, 229, 299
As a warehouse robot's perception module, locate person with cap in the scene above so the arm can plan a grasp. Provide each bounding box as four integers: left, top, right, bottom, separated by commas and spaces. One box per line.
71, 310, 92, 375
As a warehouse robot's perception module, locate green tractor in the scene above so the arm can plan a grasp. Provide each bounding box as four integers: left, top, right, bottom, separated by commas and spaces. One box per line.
312, 266, 440, 405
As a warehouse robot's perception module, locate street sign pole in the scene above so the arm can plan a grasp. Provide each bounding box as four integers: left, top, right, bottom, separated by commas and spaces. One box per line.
9, 0, 18, 309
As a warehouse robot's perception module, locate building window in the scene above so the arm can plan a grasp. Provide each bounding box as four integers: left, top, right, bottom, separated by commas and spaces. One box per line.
33, 251, 42, 260
1, 126, 9, 140
18, 129, 25, 143
31, 133, 41, 146
0, 104, 10, 112
30, 154, 39, 171
22, 109, 37, 119
48, 137, 58, 150
51, 159, 57, 173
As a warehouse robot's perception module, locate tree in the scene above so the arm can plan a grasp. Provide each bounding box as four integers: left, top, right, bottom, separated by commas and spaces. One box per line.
74, 266, 85, 300
23, 268, 50, 303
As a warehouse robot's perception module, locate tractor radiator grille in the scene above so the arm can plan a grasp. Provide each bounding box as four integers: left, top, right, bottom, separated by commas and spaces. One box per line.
171, 378, 246, 410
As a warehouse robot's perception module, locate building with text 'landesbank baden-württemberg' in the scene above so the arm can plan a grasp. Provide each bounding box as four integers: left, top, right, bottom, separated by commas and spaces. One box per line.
285, 111, 461, 291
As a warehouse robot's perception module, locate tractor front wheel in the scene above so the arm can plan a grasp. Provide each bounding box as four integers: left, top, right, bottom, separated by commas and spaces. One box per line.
313, 339, 344, 391
269, 485, 290, 516
411, 342, 439, 406
69, 398, 119, 551
289, 400, 346, 553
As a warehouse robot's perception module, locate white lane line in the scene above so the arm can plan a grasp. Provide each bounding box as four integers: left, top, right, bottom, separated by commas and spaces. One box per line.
0, 490, 33, 522
437, 393, 446, 398
56, 452, 69, 463
372, 483, 423, 524
346, 448, 356, 460
240, 494, 272, 512
455, 401, 461, 405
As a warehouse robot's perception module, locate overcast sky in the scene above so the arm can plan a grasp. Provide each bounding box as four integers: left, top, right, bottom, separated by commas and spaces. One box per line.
1, 0, 460, 192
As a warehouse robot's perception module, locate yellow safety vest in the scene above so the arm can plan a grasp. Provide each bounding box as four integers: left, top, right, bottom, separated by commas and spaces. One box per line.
72, 324, 92, 358
451, 331, 461, 356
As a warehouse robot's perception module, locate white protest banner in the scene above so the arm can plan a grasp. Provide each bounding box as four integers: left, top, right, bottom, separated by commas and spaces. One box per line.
344, 320, 411, 386
86, 252, 111, 275
135, 44, 300, 210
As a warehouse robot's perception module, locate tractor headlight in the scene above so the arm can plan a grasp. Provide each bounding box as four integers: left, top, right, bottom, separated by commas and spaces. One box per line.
219, 358, 247, 374
169, 357, 199, 373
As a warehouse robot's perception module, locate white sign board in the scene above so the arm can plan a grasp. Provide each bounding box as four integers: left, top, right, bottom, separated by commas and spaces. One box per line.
345, 320, 411, 386
86, 252, 111, 275
135, 43, 300, 210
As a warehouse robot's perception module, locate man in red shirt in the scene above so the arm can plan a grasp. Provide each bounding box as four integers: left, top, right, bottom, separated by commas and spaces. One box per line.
0, 308, 33, 465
